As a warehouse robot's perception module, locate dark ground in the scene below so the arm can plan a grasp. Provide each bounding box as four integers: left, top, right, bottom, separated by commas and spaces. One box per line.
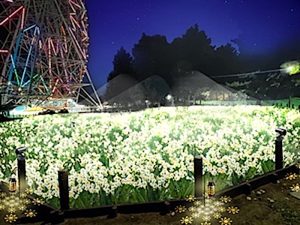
50, 176, 300, 224
9, 174, 300, 225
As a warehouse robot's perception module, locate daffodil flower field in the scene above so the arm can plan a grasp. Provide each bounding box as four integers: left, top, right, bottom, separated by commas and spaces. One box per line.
0, 106, 299, 208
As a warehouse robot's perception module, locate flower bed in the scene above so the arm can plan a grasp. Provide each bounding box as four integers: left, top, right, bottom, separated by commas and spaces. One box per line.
0, 106, 299, 208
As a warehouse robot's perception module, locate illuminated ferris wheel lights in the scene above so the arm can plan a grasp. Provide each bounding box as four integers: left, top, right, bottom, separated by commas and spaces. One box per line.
0, 0, 102, 107
0, 50, 9, 54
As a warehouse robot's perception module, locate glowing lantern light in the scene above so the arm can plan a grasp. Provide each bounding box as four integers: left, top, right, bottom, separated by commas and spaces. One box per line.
9, 176, 17, 192
207, 182, 216, 197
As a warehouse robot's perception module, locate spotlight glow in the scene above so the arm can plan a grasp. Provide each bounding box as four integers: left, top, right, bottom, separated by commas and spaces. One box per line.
281, 61, 300, 75
176, 195, 239, 224
0, 191, 37, 223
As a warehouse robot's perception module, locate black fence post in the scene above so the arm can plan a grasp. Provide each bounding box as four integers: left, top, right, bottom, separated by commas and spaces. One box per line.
245, 183, 252, 195
58, 170, 70, 210
275, 128, 286, 171
275, 139, 283, 170
194, 157, 203, 198
16, 147, 27, 192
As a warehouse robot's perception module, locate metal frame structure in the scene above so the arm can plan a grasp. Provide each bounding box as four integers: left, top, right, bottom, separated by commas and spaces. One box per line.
0, 0, 102, 107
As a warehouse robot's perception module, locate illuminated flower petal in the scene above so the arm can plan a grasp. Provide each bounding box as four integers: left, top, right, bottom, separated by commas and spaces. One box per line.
285, 173, 298, 180
23, 199, 31, 205
180, 216, 193, 225
4, 214, 18, 223
32, 198, 44, 206
201, 222, 211, 225
202, 215, 211, 221
18, 204, 27, 211
188, 206, 196, 212
227, 206, 239, 214
194, 201, 202, 206
20, 193, 27, 199
213, 212, 222, 219
0, 192, 7, 198
175, 205, 187, 213
219, 217, 232, 225
191, 212, 201, 218
7, 207, 16, 213
220, 196, 232, 204
25, 188, 34, 195
219, 206, 226, 213
290, 184, 300, 192
214, 200, 224, 207
186, 195, 195, 202
24, 209, 37, 218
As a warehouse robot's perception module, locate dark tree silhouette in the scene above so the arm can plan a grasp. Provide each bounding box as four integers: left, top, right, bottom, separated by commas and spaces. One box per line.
213, 43, 241, 76
132, 33, 173, 83
107, 47, 134, 82
170, 24, 216, 75
105, 47, 136, 101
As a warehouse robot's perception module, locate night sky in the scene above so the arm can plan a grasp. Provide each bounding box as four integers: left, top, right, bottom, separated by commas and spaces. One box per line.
86, 0, 300, 88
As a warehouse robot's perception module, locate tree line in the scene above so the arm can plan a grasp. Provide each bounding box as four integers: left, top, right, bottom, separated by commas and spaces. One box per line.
104, 24, 300, 105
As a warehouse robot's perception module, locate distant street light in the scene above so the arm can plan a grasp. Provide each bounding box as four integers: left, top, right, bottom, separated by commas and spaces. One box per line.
281, 61, 300, 75
165, 94, 172, 101
145, 99, 150, 108
165, 94, 174, 106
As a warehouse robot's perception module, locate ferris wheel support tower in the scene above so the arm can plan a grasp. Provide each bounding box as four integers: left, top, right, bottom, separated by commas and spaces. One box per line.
0, 0, 102, 108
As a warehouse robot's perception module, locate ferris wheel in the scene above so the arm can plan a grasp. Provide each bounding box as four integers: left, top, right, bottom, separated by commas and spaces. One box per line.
0, 0, 102, 107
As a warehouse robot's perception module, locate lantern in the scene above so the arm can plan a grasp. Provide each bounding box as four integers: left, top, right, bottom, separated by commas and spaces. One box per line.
207, 181, 216, 197
9, 177, 17, 192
